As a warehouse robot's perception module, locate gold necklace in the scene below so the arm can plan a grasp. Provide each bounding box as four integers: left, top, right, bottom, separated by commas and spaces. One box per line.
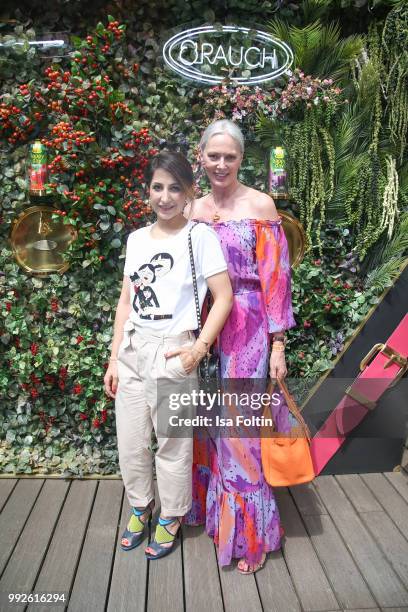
211, 184, 241, 223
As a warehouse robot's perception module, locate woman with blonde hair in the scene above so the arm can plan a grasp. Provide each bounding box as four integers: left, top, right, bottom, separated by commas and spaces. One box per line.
185, 120, 296, 573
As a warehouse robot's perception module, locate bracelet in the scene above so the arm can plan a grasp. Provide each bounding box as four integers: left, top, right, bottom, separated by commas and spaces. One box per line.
191, 347, 206, 362
197, 336, 210, 350
272, 343, 285, 352
109, 357, 118, 362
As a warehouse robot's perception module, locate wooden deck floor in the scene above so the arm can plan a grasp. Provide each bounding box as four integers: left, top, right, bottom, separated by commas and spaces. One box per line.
1, 472, 408, 612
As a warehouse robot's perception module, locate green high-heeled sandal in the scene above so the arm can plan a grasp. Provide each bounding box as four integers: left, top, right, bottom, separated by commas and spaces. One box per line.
144, 516, 181, 560
120, 501, 154, 551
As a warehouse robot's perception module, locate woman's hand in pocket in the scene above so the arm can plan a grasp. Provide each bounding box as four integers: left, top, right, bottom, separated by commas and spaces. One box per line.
165, 343, 206, 374
104, 362, 119, 398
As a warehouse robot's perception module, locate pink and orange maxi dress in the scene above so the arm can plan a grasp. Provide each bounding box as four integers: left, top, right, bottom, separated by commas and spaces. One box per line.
184, 217, 296, 567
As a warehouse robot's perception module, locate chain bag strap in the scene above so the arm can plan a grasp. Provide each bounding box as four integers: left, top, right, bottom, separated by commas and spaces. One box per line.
188, 224, 220, 385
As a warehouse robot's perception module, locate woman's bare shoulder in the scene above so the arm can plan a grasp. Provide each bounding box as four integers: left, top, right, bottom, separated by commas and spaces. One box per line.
184, 195, 210, 221
190, 194, 212, 220
247, 188, 279, 221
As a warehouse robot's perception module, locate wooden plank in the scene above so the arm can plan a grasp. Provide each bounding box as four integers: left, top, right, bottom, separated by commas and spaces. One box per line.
384, 471, 408, 504
361, 473, 408, 540
0, 479, 17, 512
301, 513, 377, 610
289, 481, 328, 516
26, 479, 97, 612
0, 480, 69, 612
256, 550, 301, 612
68, 480, 123, 612
0, 479, 43, 575
360, 511, 408, 590
217, 552, 262, 612
183, 525, 223, 612
275, 488, 339, 611
107, 487, 149, 612
147, 495, 184, 612
314, 476, 408, 608
335, 474, 382, 512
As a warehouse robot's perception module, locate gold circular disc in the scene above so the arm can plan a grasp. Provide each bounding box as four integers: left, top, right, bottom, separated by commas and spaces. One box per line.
278, 209, 307, 268
10, 206, 77, 276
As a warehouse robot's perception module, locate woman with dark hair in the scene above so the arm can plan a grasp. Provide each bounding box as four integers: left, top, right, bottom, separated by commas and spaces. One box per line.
104, 150, 233, 560
185, 120, 296, 574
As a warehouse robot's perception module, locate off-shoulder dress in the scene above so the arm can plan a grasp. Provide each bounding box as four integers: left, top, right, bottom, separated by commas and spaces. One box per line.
184, 218, 296, 567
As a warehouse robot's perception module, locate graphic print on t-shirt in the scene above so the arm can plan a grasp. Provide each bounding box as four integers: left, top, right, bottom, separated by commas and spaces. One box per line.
129, 252, 174, 320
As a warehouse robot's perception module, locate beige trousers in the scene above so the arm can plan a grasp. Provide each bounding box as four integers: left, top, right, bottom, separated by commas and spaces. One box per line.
115, 325, 197, 516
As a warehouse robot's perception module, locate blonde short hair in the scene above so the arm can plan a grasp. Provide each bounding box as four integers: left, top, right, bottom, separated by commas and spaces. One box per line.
199, 119, 244, 155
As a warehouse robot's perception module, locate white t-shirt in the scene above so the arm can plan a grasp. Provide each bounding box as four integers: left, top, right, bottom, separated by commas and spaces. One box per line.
123, 221, 228, 334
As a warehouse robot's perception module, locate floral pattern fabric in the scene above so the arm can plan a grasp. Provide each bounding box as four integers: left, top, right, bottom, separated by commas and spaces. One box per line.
184, 218, 296, 567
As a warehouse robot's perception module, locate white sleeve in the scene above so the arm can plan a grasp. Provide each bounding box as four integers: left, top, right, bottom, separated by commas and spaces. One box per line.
123, 232, 135, 277
192, 224, 228, 279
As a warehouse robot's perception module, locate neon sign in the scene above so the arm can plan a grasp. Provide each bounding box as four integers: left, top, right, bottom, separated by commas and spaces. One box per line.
162, 25, 293, 85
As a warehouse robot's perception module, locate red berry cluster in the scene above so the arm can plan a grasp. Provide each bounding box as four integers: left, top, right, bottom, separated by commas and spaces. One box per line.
0, 103, 33, 144
109, 100, 132, 118
50, 298, 59, 312
45, 122, 96, 149
19, 84, 30, 96
38, 411, 56, 434
106, 20, 123, 39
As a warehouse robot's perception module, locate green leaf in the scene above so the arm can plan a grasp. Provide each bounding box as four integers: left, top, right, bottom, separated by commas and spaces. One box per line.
71, 35, 82, 48
15, 177, 26, 190
6, 430, 16, 443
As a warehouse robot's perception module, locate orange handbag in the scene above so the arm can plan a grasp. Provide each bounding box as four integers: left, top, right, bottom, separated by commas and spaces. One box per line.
261, 378, 315, 487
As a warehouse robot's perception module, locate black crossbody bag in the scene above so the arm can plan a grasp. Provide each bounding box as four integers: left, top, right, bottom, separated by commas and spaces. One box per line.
187, 224, 220, 386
